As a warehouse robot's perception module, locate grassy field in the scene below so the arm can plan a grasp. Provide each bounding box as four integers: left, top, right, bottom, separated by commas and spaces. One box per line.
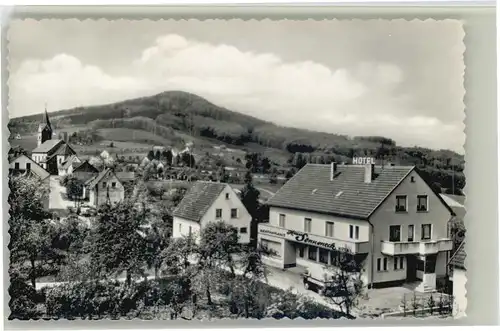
95, 128, 175, 146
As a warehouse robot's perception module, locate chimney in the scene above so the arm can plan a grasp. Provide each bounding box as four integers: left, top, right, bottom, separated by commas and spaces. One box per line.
330, 162, 338, 180
364, 163, 375, 183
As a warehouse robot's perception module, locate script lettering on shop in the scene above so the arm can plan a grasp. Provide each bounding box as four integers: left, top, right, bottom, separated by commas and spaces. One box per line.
259, 228, 286, 237
286, 230, 351, 253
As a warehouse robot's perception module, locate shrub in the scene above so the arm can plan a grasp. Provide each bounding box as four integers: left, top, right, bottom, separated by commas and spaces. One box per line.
8, 274, 41, 320
45, 280, 149, 319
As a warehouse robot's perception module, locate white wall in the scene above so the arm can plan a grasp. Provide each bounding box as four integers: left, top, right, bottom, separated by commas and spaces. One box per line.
452, 268, 467, 319
173, 216, 202, 240
370, 169, 453, 284
258, 234, 285, 268
200, 185, 252, 244
269, 206, 369, 242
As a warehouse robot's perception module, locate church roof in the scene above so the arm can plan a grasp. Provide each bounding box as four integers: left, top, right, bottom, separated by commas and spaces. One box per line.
32, 139, 64, 154
52, 143, 76, 156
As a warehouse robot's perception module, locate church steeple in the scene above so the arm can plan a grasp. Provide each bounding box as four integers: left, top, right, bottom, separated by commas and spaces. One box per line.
44, 104, 52, 131
37, 104, 53, 147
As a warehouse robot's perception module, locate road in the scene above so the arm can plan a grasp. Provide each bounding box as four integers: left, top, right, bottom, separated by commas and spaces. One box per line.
48, 176, 75, 210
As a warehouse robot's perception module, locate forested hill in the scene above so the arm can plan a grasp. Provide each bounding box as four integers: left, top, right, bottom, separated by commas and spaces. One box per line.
9, 90, 465, 193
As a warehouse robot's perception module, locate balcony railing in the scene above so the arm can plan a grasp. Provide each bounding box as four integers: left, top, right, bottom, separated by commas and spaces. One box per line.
257, 223, 370, 254
381, 239, 453, 256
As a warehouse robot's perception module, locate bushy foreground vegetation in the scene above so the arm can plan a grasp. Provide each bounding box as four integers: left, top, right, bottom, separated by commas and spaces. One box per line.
8, 174, 343, 320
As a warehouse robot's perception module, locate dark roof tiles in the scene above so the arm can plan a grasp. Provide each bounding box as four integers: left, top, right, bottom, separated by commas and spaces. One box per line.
266, 164, 414, 219
173, 181, 227, 222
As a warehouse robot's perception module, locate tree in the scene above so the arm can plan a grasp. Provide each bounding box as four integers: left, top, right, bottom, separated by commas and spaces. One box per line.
8, 175, 58, 288
240, 170, 262, 245
241, 171, 261, 219
143, 163, 156, 181
89, 200, 149, 285
269, 167, 278, 184
65, 176, 84, 206
147, 150, 155, 160
261, 157, 271, 174
163, 150, 173, 165
217, 165, 228, 183
322, 249, 364, 318
145, 220, 171, 280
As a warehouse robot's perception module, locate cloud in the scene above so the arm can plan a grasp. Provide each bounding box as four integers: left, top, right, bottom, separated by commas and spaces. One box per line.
9, 34, 464, 153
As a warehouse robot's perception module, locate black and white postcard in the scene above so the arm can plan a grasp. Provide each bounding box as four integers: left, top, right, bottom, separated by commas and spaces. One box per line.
6, 18, 466, 322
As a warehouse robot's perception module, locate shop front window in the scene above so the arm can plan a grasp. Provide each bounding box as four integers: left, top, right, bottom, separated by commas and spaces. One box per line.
319, 248, 329, 264
308, 246, 317, 261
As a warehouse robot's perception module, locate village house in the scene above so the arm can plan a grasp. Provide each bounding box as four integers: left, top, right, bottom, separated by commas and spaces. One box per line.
72, 160, 100, 183
9, 154, 50, 181
57, 154, 82, 176
172, 181, 252, 244
449, 241, 466, 318
84, 168, 125, 207
258, 162, 455, 292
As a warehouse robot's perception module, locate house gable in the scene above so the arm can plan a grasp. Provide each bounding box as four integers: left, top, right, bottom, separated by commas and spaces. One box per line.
368, 167, 455, 219
9, 154, 50, 180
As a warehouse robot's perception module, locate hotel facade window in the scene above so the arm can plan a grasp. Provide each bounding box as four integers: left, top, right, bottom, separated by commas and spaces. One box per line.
279, 214, 286, 227
216, 209, 222, 219
231, 208, 238, 218
304, 218, 312, 232
325, 221, 334, 237
422, 224, 432, 240
389, 225, 401, 242
417, 195, 428, 211
377, 257, 388, 271
14, 162, 19, 170
240, 227, 247, 233
394, 257, 404, 270
396, 195, 407, 212
349, 225, 359, 239
26, 163, 31, 171
408, 224, 414, 242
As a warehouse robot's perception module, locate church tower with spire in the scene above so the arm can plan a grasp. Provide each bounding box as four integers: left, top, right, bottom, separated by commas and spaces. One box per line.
37, 106, 53, 147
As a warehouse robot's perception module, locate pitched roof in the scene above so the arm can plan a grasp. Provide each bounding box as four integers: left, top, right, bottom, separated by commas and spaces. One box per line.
266, 164, 452, 220
9, 154, 51, 180
31, 139, 63, 154
59, 155, 80, 170
73, 160, 99, 174
173, 181, 227, 222
85, 168, 120, 188
450, 241, 466, 270
115, 172, 135, 182
52, 143, 76, 156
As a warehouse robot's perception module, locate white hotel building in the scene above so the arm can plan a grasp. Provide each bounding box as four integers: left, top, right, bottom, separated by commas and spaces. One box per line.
258, 162, 455, 292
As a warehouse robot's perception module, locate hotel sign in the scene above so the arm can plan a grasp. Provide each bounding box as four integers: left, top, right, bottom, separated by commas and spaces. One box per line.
286, 230, 351, 253
352, 157, 375, 165
258, 225, 351, 253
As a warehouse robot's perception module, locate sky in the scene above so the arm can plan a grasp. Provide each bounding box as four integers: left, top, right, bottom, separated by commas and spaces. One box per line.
8, 19, 465, 153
